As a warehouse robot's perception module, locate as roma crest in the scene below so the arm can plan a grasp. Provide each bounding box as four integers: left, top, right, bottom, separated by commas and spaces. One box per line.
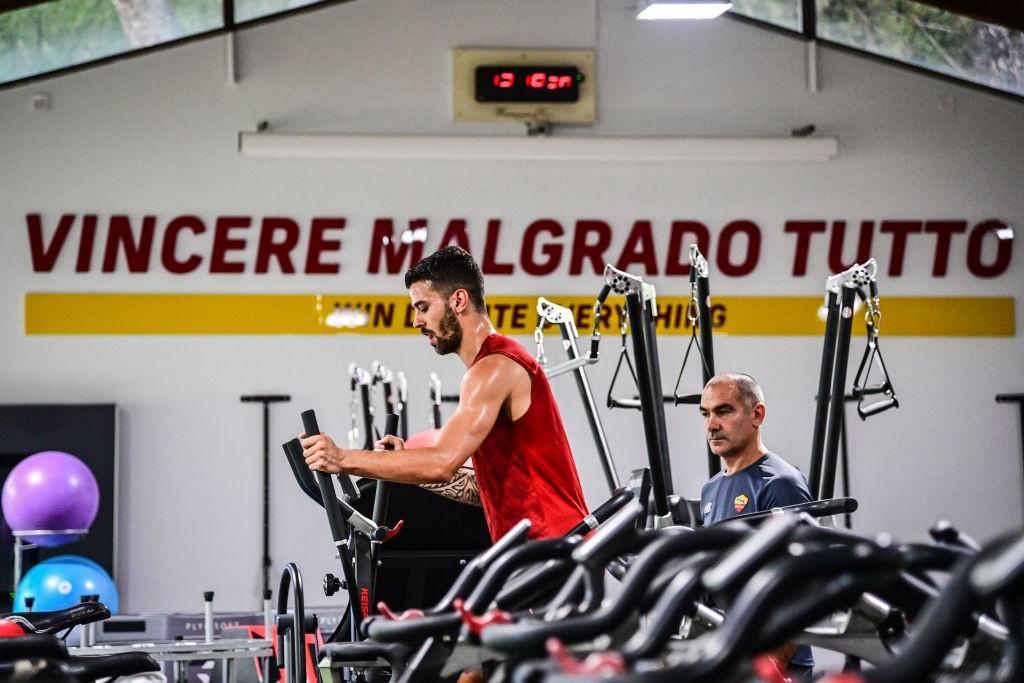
733, 494, 749, 513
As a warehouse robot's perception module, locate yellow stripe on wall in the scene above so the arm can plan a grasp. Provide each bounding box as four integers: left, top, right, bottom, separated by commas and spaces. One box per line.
24, 292, 1015, 337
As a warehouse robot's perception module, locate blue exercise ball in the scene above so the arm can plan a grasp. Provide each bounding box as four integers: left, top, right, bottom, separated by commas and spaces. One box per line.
15, 559, 119, 613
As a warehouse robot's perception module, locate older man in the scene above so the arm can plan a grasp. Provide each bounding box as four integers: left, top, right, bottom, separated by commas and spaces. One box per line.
698, 372, 814, 680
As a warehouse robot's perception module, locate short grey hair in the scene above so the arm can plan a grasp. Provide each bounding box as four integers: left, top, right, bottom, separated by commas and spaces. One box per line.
706, 373, 764, 410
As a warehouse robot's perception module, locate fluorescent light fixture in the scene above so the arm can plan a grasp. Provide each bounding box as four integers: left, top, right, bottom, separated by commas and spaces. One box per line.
239, 133, 838, 162
637, 0, 732, 20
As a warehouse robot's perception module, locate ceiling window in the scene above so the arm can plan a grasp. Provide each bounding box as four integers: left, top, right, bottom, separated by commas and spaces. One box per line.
234, 0, 322, 23
0, 0, 222, 85
730, 0, 802, 32
817, 0, 1024, 97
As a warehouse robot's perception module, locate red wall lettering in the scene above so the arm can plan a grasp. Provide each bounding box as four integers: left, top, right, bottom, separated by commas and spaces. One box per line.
828, 220, 874, 274
27, 213, 75, 272
785, 221, 827, 276
255, 217, 300, 274
304, 218, 346, 274
76, 215, 97, 273
924, 220, 967, 277
616, 220, 658, 274
482, 220, 514, 275
102, 215, 155, 272
210, 216, 251, 274
665, 221, 710, 276
521, 219, 564, 276
366, 218, 426, 274
161, 215, 206, 274
967, 220, 1013, 277
438, 219, 470, 251
569, 220, 612, 275
879, 220, 922, 277
717, 220, 761, 276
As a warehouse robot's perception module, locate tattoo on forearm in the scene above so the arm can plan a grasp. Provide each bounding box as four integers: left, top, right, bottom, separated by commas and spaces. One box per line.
420, 467, 481, 507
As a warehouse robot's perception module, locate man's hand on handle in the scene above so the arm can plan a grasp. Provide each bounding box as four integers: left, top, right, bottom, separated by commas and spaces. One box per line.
375, 435, 405, 451
301, 432, 349, 474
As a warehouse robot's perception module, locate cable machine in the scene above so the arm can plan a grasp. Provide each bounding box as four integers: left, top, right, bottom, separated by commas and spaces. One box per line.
809, 258, 900, 501
534, 296, 619, 493
596, 264, 676, 528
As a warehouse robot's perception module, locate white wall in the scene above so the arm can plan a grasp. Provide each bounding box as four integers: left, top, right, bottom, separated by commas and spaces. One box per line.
1, 0, 1022, 612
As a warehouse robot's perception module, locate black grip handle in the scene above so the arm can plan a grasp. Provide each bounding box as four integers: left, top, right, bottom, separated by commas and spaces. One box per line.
301, 409, 319, 438
857, 396, 899, 420
930, 520, 982, 552
301, 408, 358, 510
703, 513, 799, 593
852, 385, 891, 397
587, 487, 635, 526
589, 337, 600, 359
725, 497, 858, 525
608, 398, 642, 410
383, 413, 399, 450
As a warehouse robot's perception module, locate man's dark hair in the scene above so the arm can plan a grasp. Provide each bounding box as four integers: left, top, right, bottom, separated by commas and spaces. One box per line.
404, 246, 486, 311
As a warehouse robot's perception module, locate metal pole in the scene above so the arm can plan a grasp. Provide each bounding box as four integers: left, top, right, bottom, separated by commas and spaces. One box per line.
559, 319, 619, 493
642, 293, 674, 496
995, 393, 1024, 523
625, 292, 671, 520
809, 290, 840, 499
840, 397, 852, 529
821, 286, 856, 500
695, 273, 718, 479
240, 394, 291, 597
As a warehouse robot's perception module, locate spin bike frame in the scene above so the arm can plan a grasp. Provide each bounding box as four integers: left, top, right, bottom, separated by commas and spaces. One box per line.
535, 296, 620, 493
282, 407, 402, 646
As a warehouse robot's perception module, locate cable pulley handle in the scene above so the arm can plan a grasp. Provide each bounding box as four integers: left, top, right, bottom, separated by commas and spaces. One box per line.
607, 398, 642, 410
851, 384, 894, 397
851, 322, 899, 420
856, 397, 899, 419
671, 325, 712, 405
606, 322, 641, 410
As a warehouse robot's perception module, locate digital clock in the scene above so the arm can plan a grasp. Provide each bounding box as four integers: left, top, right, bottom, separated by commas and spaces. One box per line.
475, 65, 584, 103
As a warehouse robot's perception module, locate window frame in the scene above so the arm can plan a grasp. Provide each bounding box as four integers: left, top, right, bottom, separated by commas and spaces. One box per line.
0, 0, 1020, 103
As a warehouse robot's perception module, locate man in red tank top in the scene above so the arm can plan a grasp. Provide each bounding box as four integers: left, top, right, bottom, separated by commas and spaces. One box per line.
301, 246, 589, 542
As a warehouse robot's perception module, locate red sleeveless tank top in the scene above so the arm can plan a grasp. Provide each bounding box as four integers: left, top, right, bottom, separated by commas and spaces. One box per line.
470, 334, 589, 540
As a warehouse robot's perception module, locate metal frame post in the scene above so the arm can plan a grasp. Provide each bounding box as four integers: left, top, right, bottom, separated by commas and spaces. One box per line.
241, 393, 291, 597
809, 289, 840, 499
820, 285, 857, 500
695, 265, 717, 478
624, 291, 672, 523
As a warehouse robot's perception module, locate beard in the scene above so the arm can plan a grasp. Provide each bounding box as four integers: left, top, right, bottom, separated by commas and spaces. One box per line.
428, 303, 462, 355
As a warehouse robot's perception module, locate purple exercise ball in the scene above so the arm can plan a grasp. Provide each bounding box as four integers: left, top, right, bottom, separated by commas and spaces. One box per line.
1, 451, 99, 547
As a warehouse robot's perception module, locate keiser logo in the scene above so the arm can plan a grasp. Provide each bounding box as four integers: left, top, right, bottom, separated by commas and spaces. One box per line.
24, 214, 1014, 278
360, 588, 370, 619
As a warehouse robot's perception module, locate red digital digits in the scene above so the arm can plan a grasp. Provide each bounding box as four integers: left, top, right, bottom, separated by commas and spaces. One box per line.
492, 72, 515, 88
525, 72, 573, 89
